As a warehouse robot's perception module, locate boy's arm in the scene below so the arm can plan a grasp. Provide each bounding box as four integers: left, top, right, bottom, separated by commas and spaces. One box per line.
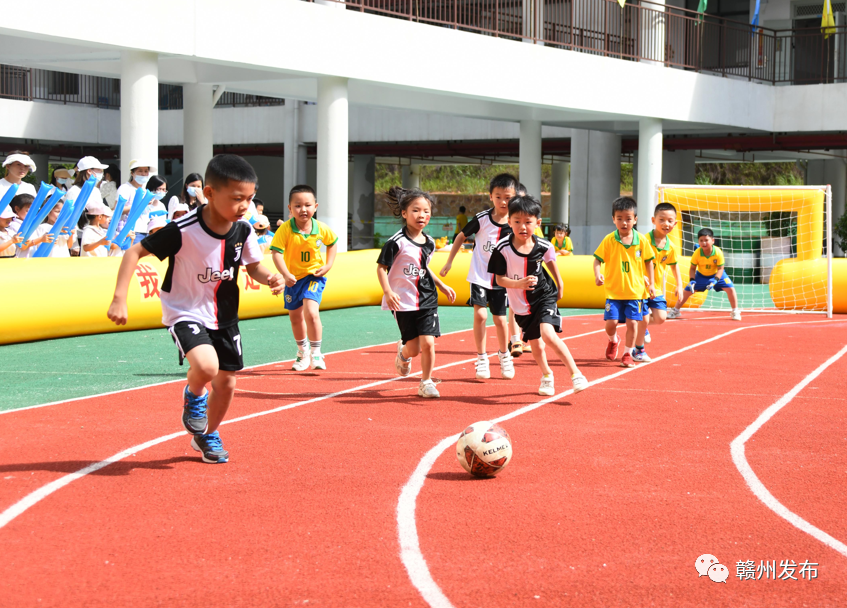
439, 232, 466, 277
545, 260, 565, 301
245, 261, 284, 294
271, 250, 297, 287
593, 257, 605, 286
672, 264, 684, 302
313, 242, 337, 278
644, 259, 655, 297
107, 243, 151, 325
496, 274, 537, 290
376, 264, 401, 310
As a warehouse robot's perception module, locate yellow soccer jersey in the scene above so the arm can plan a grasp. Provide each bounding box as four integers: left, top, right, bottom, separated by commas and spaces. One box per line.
270, 218, 338, 280
553, 236, 573, 253
647, 231, 678, 296
691, 245, 724, 277
593, 230, 655, 300
533, 226, 545, 238
456, 213, 468, 232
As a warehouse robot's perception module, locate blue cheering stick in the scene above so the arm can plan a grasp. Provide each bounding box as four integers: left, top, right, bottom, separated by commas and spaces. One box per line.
114, 188, 154, 250
19, 186, 64, 248
54, 175, 99, 248
33, 200, 76, 258
104, 195, 127, 245
0, 182, 19, 215
15, 182, 54, 247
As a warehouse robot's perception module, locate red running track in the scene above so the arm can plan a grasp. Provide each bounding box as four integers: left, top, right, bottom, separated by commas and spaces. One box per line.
0, 313, 845, 607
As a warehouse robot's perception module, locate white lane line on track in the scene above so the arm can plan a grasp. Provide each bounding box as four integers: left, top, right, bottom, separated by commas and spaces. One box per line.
396, 318, 838, 608
0, 325, 610, 532
0, 312, 606, 416
730, 343, 847, 559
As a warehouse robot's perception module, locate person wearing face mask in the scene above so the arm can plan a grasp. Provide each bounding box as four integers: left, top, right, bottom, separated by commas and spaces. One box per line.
1, 151, 38, 200
116, 159, 157, 244
51, 168, 75, 192
100, 164, 120, 208
169, 172, 206, 219
145, 175, 169, 230
67, 156, 108, 211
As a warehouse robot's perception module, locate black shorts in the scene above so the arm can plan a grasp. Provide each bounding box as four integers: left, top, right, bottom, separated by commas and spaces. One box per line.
168, 321, 244, 371
394, 308, 441, 344
514, 298, 563, 342
467, 284, 508, 316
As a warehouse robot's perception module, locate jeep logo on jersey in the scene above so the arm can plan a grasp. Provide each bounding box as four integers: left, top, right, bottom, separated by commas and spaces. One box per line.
234, 243, 243, 262
198, 267, 235, 283
483, 241, 495, 252
403, 263, 426, 278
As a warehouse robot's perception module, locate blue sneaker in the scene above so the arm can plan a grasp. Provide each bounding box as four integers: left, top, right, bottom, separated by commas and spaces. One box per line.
191, 431, 229, 464
182, 386, 208, 436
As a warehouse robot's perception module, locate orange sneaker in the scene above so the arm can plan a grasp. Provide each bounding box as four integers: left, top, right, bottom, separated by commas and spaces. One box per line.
605, 336, 619, 361
620, 352, 636, 368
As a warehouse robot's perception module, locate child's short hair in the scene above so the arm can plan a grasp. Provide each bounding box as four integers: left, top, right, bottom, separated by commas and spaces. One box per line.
612, 196, 638, 216
489, 173, 518, 194
10, 193, 34, 213
289, 184, 316, 202
205, 154, 258, 189
516, 183, 528, 196
386, 186, 435, 217
654, 202, 677, 216
458, 205, 466, 213
555, 223, 568, 232
508, 195, 542, 218
698, 228, 715, 239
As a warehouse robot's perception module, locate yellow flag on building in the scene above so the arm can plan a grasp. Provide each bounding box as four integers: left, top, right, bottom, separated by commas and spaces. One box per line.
618, 0, 626, 8
822, 0, 836, 39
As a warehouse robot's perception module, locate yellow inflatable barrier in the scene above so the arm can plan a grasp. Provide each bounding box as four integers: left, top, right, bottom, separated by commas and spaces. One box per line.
2, 249, 840, 345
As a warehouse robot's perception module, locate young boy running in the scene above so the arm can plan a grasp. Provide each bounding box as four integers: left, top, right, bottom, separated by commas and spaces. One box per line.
593, 197, 655, 368
488, 195, 588, 396
270, 185, 338, 371
440, 173, 516, 380
631, 203, 683, 362
667, 228, 741, 321
107, 155, 284, 464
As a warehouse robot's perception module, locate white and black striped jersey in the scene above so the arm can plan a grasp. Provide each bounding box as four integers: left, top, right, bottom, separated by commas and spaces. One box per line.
377, 228, 437, 311
141, 208, 263, 330
461, 209, 512, 289
487, 235, 558, 316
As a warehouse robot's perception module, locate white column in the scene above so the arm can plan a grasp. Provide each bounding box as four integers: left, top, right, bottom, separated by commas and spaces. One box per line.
519, 119, 542, 199
183, 83, 214, 177
317, 77, 349, 253
120, 50, 158, 181
637, 118, 662, 233
570, 129, 622, 254
402, 164, 421, 189
522, 0, 544, 44
551, 162, 569, 224
640, 0, 666, 65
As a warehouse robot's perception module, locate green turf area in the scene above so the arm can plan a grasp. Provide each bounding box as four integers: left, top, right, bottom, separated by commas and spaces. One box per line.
0, 306, 601, 412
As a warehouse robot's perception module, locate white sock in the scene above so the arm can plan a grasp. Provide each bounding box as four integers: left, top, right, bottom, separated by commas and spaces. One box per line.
310, 340, 322, 356
511, 334, 521, 344
296, 338, 308, 353
609, 334, 618, 342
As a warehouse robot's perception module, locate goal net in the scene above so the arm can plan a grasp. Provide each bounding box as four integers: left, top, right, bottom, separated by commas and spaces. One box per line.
656, 185, 832, 317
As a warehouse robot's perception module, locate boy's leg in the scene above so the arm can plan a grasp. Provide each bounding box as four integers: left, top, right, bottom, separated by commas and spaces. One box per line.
185, 344, 219, 397
473, 305, 488, 355
289, 307, 307, 342
403, 336, 421, 359
624, 318, 637, 350
529, 338, 552, 376
508, 309, 523, 357
725, 286, 739, 309
650, 308, 667, 325
418, 335, 435, 381
540, 323, 580, 377
207, 370, 237, 433
302, 298, 323, 342
492, 313, 509, 354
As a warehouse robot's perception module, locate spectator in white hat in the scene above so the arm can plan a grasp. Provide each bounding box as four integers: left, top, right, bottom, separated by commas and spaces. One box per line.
1, 151, 38, 200
81, 202, 119, 257
116, 159, 157, 244
68, 156, 109, 231
254, 214, 273, 252
169, 201, 190, 221
147, 214, 167, 235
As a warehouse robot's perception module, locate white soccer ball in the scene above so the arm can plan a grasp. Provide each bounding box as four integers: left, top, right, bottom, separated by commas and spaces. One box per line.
455, 421, 513, 478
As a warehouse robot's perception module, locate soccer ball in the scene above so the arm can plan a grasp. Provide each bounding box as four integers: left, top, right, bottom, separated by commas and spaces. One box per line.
456, 421, 513, 478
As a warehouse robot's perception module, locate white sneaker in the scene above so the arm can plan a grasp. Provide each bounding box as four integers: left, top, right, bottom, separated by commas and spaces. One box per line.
292, 350, 311, 371
730, 310, 742, 321
644, 329, 651, 344
395, 341, 411, 377
498, 351, 515, 379
475, 356, 490, 379
571, 373, 589, 393
632, 350, 652, 363
539, 374, 555, 396
666, 308, 681, 319
310, 354, 326, 370
418, 379, 440, 398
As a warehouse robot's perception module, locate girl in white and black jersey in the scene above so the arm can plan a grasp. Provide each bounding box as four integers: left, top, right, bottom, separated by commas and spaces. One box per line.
377, 186, 456, 399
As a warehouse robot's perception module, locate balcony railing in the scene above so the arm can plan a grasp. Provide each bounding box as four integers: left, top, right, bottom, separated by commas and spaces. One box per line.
315, 0, 847, 85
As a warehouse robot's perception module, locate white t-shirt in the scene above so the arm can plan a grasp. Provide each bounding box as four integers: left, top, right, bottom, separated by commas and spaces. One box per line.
66, 184, 104, 212
15, 223, 72, 258
81, 225, 109, 257
376, 228, 438, 312
0, 178, 37, 201
0, 225, 17, 257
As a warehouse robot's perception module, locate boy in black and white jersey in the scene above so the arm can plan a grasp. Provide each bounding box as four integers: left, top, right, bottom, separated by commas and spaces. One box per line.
107, 155, 284, 464
488, 195, 589, 397
439, 173, 517, 381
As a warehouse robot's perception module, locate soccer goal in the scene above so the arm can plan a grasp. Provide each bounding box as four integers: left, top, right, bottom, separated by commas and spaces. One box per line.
656, 185, 833, 318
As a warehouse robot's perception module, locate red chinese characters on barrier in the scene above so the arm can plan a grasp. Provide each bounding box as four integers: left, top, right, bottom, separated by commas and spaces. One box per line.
244, 274, 261, 291
134, 263, 161, 299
